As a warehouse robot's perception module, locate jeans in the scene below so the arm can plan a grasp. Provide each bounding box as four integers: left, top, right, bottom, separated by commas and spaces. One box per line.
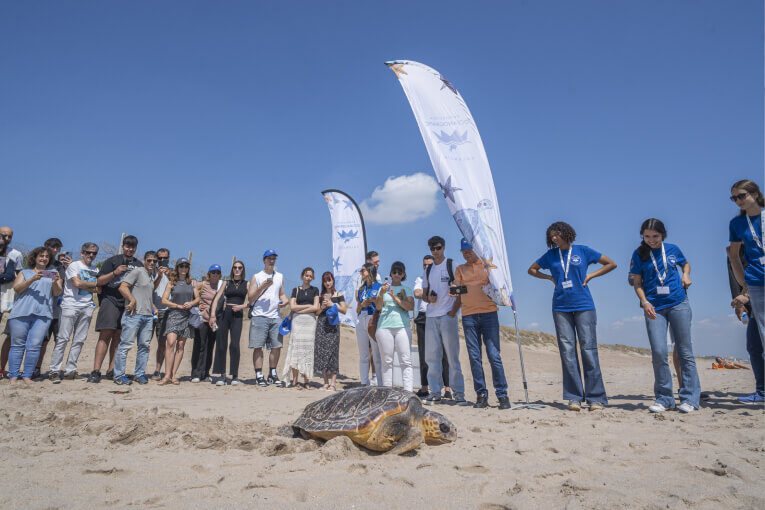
114, 314, 154, 379
376, 327, 413, 391
415, 313, 449, 387
49, 306, 94, 374
749, 285, 765, 355
552, 309, 607, 404
745, 318, 764, 395
356, 313, 382, 386
191, 322, 216, 380
8, 315, 51, 379
462, 311, 508, 398
424, 314, 465, 397
644, 300, 700, 408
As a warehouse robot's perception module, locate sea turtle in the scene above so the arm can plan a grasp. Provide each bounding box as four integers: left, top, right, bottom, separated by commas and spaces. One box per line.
292, 386, 457, 455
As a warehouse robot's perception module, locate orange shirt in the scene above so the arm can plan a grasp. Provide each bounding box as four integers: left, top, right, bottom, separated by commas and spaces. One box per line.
455, 261, 498, 316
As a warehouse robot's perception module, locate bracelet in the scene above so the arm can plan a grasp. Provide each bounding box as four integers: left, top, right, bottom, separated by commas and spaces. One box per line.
640, 301, 649, 307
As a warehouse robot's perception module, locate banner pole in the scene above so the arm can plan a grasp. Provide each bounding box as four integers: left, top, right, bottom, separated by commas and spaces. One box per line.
509, 310, 546, 411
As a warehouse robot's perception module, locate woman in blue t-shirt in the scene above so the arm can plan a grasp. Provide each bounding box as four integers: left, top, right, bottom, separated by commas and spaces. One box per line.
629, 218, 700, 413
528, 222, 616, 411
374, 261, 415, 391
728, 179, 765, 356
355, 263, 383, 386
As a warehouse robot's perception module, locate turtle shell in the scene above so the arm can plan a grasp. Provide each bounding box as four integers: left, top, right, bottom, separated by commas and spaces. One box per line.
293, 386, 415, 433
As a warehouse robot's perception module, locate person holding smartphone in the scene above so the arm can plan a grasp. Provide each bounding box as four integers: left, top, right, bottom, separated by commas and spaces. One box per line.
191, 264, 224, 383
629, 218, 700, 413
149, 248, 171, 381
7, 246, 62, 383
314, 271, 347, 391
356, 263, 383, 386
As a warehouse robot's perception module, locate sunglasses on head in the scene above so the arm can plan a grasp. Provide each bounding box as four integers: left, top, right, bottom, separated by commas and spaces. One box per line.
429, 245, 443, 251
730, 192, 749, 202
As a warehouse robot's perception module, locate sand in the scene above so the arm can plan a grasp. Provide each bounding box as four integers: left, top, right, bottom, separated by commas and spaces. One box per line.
1, 319, 763, 509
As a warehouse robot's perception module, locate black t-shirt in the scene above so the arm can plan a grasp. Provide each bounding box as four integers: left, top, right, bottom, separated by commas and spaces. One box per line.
98, 254, 144, 308
291, 286, 319, 306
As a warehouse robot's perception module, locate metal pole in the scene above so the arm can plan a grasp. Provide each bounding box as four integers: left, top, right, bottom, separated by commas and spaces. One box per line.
509, 310, 546, 411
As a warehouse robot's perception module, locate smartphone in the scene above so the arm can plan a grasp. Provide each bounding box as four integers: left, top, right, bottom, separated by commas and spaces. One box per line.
384, 276, 391, 285
40, 270, 58, 279
450, 285, 468, 295
60, 251, 70, 258
159, 259, 169, 268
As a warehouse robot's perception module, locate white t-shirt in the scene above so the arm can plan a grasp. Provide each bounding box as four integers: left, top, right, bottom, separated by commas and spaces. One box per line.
8, 249, 23, 271
423, 259, 456, 318
413, 276, 428, 315
251, 270, 284, 319
62, 260, 98, 309
153, 273, 169, 310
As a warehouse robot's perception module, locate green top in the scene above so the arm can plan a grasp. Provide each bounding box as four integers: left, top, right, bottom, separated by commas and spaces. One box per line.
378, 285, 412, 329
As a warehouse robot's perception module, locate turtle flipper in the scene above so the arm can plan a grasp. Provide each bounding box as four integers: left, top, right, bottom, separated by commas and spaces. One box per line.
386, 426, 424, 455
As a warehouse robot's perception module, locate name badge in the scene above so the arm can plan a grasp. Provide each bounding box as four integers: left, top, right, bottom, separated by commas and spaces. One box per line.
656, 286, 670, 295
760, 256, 765, 265
561, 280, 573, 289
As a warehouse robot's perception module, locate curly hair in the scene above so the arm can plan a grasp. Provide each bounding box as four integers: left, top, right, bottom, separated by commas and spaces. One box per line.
27, 246, 53, 269
545, 222, 577, 249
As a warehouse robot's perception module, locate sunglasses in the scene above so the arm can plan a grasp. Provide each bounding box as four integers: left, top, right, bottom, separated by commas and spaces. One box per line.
730, 192, 749, 202
83, 251, 98, 256
429, 245, 443, 251
234, 266, 243, 270
178, 263, 190, 268
158, 256, 169, 261
145, 259, 158, 264
391, 270, 404, 275
210, 270, 221, 274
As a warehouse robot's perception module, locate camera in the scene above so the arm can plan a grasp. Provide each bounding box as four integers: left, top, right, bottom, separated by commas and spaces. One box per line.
450, 285, 468, 295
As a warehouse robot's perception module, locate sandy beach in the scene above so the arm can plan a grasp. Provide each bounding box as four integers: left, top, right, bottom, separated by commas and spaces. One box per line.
2, 319, 762, 509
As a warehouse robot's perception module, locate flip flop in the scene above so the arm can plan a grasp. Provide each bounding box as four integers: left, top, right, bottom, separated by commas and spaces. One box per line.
158, 378, 171, 386
320, 384, 330, 390
171, 378, 180, 385
296, 383, 305, 391
328, 384, 337, 391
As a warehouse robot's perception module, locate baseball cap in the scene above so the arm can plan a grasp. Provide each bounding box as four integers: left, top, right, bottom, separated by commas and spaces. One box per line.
177, 257, 190, 265
208, 264, 222, 272
460, 238, 473, 251
263, 249, 278, 259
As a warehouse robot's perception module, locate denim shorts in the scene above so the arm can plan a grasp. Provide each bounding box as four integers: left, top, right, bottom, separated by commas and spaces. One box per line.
249, 315, 283, 349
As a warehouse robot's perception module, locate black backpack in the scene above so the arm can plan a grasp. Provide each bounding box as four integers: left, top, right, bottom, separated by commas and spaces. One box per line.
425, 258, 454, 294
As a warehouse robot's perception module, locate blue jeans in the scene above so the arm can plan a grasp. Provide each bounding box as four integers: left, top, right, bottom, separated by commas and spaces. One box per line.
644, 300, 700, 408
748, 285, 765, 355
462, 311, 508, 398
745, 318, 764, 395
424, 314, 465, 397
552, 309, 608, 404
8, 315, 51, 379
114, 314, 154, 378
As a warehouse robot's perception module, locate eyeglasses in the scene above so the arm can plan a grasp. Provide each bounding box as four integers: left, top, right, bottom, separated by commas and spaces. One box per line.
83, 251, 98, 256
145, 259, 158, 264
429, 245, 443, 251
730, 192, 749, 202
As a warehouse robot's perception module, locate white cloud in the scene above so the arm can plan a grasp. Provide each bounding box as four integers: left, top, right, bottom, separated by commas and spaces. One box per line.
360, 173, 440, 225
527, 322, 540, 329
609, 316, 643, 328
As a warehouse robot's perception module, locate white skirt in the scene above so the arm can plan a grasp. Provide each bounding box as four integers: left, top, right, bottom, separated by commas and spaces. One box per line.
282, 313, 316, 378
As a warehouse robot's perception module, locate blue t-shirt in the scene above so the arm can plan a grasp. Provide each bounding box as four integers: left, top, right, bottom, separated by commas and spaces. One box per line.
357, 282, 383, 316
629, 243, 687, 311
8, 269, 55, 320
729, 213, 764, 286
536, 245, 602, 312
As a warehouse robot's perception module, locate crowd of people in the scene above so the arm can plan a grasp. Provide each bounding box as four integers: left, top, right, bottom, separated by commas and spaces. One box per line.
0, 179, 762, 413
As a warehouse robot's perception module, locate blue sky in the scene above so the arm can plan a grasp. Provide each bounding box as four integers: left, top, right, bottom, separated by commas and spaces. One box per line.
1, 1, 762, 356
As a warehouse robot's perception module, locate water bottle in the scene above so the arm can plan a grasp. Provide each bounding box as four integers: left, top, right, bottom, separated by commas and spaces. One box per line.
741, 312, 749, 325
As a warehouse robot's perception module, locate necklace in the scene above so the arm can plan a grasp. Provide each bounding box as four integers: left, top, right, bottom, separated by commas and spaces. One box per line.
230, 279, 243, 290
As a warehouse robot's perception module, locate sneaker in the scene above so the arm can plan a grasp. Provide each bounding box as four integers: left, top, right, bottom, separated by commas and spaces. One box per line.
649, 402, 668, 413
134, 375, 149, 385
105, 370, 114, 381
49, 372, 62, 384
204, 376, 213, 383
498, 396, 511, 410
190, 377, 201, 383
589, 402, 604, 411
454, 394, 471, 406
443, 390, 453, 400
267, 374, 285, 387
31, 368, 42, 381
215, 378, 226, 386
370, 379, 378, 386
473, 395, 489, 408
63, 371, 77, 380
113, 375, 132, 386
256, 376, 269, 387
86, 370, 102, 384
677, 402, 696, 413
230, 379, 241, 386
416, 387, 430, 397
150, 371, 161, 381
568, 400, 582, 411
424, 394, 442, 406
738, 392, 765, 404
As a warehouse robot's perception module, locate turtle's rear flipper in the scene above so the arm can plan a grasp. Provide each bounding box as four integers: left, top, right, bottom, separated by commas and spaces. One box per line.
387, 427, 424, 455
276, 425, 306, 439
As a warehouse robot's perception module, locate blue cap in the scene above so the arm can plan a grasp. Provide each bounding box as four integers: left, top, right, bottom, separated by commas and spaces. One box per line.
460, 238, 473, 251
263, 249, 278, 259
278, 315, 292, 336
326, 304, 339, 326
208, 264, 222, 272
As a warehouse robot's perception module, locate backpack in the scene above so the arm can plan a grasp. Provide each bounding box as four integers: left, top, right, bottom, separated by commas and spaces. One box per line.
425, 258, 454, 293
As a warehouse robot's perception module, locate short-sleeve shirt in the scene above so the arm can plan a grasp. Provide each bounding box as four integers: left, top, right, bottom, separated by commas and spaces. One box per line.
291, 286, 319, 306
455, 261, 498, 316
423, 259, 456, 318
121, 267, 155, 316
153, 272, 170, 310
536, 245, 602, 312
357, 282, 383, 316
98, 255, 144, 309
729, 213, 764, 286
378, 285, 413, 329
252, 271, 285, 319
7, 249, 23, 271
62, 260, 98, 309
629, 243, 687, 311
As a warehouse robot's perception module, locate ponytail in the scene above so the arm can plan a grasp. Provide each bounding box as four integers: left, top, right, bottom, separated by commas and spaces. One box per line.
637, 218, 667, 262
732, 179, 765, 215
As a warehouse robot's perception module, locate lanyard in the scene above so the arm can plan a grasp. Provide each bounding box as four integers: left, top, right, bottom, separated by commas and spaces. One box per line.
558, 245, 573, 280
649, 243, 668, 285
745, 210, 765, 251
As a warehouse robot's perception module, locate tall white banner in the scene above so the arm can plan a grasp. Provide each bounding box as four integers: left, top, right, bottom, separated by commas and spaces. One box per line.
386, 60, 515, 308
321, 189, 367, 326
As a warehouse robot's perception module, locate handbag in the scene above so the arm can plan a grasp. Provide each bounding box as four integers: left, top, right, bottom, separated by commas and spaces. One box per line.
367, 310, 380, 339
189, 306, 203, 328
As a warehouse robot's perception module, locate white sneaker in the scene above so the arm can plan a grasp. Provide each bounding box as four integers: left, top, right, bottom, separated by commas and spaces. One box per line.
649, 402, 668, 413
230, 379, 240, 386
190, 377, 201, 383
215, 378, 226, 386
205, 377, 213, 383
677, 402, 695, 413
370, 379, 378, 386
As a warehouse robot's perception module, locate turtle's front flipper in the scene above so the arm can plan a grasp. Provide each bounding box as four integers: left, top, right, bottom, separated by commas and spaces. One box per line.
387, 427, 424, 455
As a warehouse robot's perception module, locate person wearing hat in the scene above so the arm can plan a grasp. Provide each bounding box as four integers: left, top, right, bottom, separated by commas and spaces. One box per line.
314, 271, 347, 391
454, 239, 510, 409
248, 250, 289, 387
158, 258, 200, 385
374, 261, 415, 392
190, 264, 224, 383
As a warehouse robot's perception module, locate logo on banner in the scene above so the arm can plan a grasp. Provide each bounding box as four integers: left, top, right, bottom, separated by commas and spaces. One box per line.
439, 74, 458, 95
337, 229, 359, 243
440, 175, 462, 203
433, 130, 469, 151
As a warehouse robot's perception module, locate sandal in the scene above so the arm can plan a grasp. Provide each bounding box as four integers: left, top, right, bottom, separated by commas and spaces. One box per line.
321, 383, 330, 390
171, 378, 180, 385
328, 384, 337, 391
296, 382, 305, 391
158, 378, 171, 386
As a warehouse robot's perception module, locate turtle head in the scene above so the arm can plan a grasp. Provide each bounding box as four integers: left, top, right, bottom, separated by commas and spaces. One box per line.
421, 410, 457, 445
